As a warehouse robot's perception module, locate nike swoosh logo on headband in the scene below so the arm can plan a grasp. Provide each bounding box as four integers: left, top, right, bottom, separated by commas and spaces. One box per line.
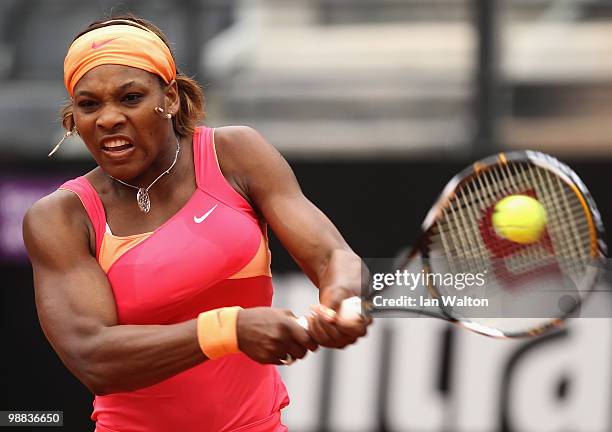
91, 38, 119, 49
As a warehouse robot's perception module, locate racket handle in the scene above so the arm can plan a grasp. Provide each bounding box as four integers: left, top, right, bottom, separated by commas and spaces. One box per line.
296, 296, 363, 331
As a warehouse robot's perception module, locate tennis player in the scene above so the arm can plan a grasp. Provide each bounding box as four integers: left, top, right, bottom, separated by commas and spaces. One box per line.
22, 15, 369, 432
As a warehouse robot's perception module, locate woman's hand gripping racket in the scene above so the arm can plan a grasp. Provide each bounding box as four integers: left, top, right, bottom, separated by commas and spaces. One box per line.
297, 151, 606, 339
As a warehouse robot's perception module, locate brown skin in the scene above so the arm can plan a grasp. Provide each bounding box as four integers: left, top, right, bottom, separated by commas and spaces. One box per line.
215, 126, 371, 348
23, 65, 369, 396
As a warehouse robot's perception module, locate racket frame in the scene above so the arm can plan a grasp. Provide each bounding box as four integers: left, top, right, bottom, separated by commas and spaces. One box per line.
364, 151, 606, 339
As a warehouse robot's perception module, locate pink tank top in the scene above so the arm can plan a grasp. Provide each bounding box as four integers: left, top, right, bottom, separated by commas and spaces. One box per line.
59, 127, 289, 432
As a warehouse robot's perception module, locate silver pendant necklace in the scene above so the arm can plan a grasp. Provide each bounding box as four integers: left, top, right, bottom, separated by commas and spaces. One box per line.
109, 136, 181, 213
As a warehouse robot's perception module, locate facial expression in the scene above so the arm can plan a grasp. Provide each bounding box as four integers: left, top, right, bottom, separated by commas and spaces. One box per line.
71, 64, 179, 182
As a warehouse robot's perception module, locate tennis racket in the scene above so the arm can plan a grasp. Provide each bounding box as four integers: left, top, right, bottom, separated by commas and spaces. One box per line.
298, 150, 606, 338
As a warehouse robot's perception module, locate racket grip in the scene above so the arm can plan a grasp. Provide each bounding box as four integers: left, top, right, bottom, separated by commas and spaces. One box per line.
296, 296, 363, 331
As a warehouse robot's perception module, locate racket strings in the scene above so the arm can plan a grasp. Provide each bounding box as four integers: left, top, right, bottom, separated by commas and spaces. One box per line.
513, 164, 590, 264
436, 169, 494, 262
421, 154, 602, 336
507, 163, 563, 273
476, 165, 546, 289
500, 164, 545, 275
459, 183, 490, 272
523, 165, 574, 259
514, 162, 588, 263
431, 161, 593, 294
519, 164, 590, 280
553, 174, 590, 259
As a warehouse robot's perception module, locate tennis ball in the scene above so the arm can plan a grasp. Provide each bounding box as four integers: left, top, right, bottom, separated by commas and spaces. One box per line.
492, 195, 547, 244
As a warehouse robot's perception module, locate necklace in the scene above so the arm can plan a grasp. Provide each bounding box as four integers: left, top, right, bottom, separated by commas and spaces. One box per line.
109, 136, 181, 213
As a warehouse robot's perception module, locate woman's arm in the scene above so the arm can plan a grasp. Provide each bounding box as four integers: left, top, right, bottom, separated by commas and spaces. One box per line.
23, 191, 314, 395
215, 126, 371, 348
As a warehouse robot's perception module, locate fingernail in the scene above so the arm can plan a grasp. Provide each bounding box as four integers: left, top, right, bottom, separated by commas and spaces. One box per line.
322, 307, 336, 319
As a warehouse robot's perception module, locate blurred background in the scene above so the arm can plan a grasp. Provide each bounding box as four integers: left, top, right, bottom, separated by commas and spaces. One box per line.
1, 0, 612, 431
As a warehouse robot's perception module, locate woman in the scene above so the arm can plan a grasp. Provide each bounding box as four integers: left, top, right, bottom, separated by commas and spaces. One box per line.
22, 15, 369, 432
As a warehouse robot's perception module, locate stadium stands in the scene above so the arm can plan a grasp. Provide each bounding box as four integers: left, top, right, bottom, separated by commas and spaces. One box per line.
1, 0, 612, 158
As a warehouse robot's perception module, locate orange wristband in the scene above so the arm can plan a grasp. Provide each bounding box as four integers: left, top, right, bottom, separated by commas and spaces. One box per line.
197, 307, 242, 360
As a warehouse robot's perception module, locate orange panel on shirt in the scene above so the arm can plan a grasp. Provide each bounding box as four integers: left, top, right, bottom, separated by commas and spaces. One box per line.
99, 231, 153, 274
99, 230, 271, 278
228, 234, 272, 279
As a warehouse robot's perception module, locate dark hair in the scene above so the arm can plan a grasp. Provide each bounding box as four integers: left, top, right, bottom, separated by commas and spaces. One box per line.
60, 13, 205, 138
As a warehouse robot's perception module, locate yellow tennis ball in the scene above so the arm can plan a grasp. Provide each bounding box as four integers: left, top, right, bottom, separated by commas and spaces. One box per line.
492, 195, 547, 244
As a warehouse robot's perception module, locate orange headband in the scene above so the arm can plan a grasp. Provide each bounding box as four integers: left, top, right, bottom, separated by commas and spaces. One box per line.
64, 23, 176, 96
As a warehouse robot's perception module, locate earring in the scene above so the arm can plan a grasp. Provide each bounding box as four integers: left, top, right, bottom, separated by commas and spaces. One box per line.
48, 128, 78, 157
154, 106, 172, 119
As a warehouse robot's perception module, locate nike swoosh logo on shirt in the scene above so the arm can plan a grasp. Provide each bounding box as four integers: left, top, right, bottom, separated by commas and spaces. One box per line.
194, 204, 218, 224
91, 38, 119, 49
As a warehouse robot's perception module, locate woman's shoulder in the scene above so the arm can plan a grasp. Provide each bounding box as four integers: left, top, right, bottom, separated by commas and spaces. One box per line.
22, 190, 92, 266
213, 125, 266, 147
209, 125, 288, 214
23, 172, 98, 254
213, 125, 280, 168
24, 187, 90, 236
